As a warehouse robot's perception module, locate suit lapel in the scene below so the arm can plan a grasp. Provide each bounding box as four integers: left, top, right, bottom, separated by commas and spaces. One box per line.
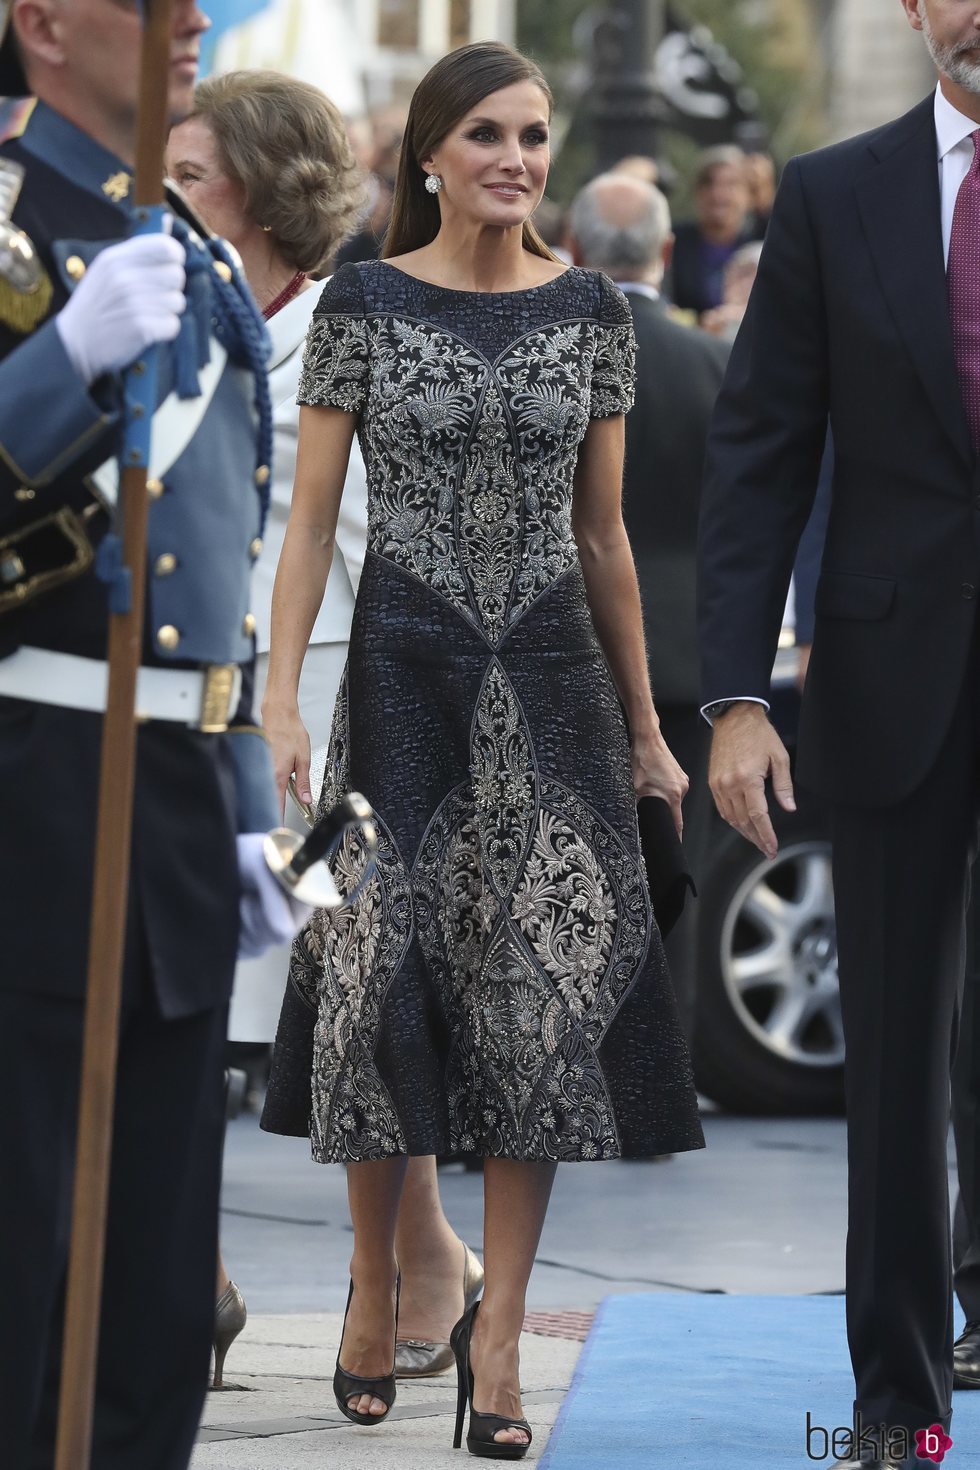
855, 98, 974, 469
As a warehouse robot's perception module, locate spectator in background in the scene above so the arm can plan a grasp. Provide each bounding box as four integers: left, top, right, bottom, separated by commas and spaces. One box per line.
336, 105, 407, 265
701, 239, 763, 342
744, 148, 777, 237
567, 172, 729, 1037
668, 144, 753, 318
610, 152, 660, 187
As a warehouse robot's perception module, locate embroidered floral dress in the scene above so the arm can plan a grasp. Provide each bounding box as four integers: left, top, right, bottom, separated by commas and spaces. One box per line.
261, 259, 704, 1165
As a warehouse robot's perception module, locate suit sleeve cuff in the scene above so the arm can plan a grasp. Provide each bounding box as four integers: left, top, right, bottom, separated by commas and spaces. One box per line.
700, 696, 771, 727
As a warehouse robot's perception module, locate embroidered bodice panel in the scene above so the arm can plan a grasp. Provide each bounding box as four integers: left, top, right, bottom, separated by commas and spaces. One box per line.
297, 260, 636, 647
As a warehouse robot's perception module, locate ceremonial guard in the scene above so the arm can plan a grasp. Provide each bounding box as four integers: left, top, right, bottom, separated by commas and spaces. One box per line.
0, 2, 299, 1466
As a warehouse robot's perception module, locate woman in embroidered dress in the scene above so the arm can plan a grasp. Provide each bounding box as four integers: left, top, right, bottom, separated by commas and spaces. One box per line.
261, 42, 704, 1457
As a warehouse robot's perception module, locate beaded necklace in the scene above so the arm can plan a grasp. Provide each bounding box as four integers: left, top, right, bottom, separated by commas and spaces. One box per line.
263, 270, 307, 320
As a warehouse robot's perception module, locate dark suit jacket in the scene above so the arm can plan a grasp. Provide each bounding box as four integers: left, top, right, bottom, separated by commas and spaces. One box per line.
620, 291, 729, 706
699, 96, 980, 809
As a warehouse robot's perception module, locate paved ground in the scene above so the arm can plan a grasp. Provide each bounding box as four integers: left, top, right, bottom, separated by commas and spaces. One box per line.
190, 1105, 932, 1466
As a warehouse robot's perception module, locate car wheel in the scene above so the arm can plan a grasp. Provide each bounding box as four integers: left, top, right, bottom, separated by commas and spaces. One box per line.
693, 817, 845, 1115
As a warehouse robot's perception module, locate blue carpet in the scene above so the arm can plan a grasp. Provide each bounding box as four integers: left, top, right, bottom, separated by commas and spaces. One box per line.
540, 1295, 980, 1468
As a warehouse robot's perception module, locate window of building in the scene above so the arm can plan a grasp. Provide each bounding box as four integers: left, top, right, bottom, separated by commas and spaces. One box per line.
450, 0, 472, 49
379, 0, 420, 50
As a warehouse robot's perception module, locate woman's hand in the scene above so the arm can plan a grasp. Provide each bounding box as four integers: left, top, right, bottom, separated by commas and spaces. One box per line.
631, 728, 689, 840
262, 699, 312, 814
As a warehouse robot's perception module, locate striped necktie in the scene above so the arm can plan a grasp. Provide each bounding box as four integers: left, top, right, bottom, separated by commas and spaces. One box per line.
948, 127, 980, 453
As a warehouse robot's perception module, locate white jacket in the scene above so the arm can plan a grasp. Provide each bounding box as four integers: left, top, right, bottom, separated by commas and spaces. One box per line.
252, 284, 368, 654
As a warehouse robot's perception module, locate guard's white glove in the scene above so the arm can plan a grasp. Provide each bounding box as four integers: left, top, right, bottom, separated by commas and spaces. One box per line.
55, 233, 187, 386
236, 832, 313, 961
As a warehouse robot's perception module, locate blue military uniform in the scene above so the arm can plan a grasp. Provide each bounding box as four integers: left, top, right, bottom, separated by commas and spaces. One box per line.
0, 96, 280, 1469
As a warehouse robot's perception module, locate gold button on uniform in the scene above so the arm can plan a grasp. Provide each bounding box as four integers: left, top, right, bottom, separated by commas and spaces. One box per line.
154, 553, 177, 577
146, 478, 164, 500
157, 624, 180, 650
249, 537, 263, 559
242, 612, 256, 637
255, 465, 270, 487
213, 260, 233, 284
65, 255, 86, 281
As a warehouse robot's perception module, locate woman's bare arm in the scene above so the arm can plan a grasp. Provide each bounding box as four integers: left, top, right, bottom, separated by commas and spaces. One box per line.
572, 414, 688, 833
262, 403, 357, 806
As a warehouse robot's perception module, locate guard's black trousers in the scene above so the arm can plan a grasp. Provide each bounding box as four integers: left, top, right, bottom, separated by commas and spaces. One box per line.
830, 674, 980, 1440
0, 980, 227, 1470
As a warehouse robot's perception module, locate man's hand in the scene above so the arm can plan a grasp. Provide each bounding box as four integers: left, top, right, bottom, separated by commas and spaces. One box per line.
708, 702, 796, 860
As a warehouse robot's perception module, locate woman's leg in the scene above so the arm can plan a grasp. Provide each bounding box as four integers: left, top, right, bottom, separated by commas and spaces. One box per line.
470, 1160, 557, 1447
342, 1156, 409, 1415
395, 1155, 470, 1342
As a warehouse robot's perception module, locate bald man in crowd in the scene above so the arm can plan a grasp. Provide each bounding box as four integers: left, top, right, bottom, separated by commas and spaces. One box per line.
567, 174, 729, 1036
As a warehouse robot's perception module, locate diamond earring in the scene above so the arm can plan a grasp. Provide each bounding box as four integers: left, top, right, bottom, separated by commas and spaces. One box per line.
425, 173, 443, 194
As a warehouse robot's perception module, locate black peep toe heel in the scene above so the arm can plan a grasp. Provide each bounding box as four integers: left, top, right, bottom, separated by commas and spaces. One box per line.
451, 1300, 532, 1460
333, 1275, 400, 1426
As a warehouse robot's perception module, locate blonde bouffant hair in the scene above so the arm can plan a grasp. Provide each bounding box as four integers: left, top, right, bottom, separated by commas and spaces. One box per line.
188, 70, 365, 275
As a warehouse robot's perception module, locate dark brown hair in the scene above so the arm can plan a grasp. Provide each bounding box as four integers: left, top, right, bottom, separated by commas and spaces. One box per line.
383, 41, 558, 263
189, 71, 365, 275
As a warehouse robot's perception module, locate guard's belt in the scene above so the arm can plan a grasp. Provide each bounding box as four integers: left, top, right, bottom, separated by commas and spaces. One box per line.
0, 645, 241, 731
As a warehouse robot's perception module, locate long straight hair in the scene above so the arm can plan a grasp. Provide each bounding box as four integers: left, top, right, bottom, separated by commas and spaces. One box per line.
383, 41, 559, 263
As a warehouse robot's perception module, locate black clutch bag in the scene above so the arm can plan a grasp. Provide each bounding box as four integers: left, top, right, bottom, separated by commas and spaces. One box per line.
637, 795, 696, 940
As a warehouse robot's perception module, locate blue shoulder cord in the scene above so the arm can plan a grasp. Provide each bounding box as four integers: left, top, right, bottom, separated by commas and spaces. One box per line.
96, 210, 275, 612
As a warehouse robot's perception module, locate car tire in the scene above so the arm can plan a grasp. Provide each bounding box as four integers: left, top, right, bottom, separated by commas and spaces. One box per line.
692, 811, 845, 1116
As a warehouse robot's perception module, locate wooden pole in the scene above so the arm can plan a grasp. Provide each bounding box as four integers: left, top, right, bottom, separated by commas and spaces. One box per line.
53, 3, 174, 1465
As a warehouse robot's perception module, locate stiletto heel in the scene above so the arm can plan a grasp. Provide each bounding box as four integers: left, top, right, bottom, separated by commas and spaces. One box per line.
454, 1344, 469, 1449
211, 1281, 247, 1390
449, 1300, 532, 1460
332, 1275, 400, 1426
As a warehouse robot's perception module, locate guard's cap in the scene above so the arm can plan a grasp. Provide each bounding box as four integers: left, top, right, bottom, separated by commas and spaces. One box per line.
0, 2, 28, 99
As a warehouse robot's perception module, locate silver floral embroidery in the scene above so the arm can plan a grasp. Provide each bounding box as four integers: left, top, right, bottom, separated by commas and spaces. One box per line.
282, 266, 678, 1165
289, 668, 414, 1163
512, 809, 617, 1019
303, 308, 631, 646
298, 314, 369, 413
471, 661, 534, 898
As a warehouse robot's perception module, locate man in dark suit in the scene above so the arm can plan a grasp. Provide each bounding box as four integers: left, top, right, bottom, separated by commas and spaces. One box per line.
567, 173, 729, 1035
698, 3, 980, 1465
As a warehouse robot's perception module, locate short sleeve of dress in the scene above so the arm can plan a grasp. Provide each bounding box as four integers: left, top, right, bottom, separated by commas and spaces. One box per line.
588, 272, 637, 418
296, 262, 369, 414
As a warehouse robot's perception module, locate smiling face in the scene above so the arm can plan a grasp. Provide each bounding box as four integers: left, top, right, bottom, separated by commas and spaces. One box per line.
422, 79, 551, 231
166, 115, 249, 247
905, 0, 980, 93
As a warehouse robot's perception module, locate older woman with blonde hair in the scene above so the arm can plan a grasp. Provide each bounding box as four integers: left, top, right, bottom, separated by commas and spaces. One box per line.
166, 70, 483, 1388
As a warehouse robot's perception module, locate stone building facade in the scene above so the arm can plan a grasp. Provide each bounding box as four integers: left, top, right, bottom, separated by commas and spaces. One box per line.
826, 0, 935, 141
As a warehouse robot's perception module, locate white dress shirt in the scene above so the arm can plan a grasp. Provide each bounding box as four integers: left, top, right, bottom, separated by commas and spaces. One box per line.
254, 284, 368, 655
614, 280, 661, 302
701, 86, 979, 724
935, 83, 980, 265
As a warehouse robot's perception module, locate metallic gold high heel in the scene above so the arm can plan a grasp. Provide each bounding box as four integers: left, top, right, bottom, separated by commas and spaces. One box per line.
211, 1281, 247, 1390
395, 1243, 485, 1379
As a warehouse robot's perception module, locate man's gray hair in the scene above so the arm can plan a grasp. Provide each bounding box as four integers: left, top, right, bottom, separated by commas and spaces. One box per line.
568, 174, 672, 274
